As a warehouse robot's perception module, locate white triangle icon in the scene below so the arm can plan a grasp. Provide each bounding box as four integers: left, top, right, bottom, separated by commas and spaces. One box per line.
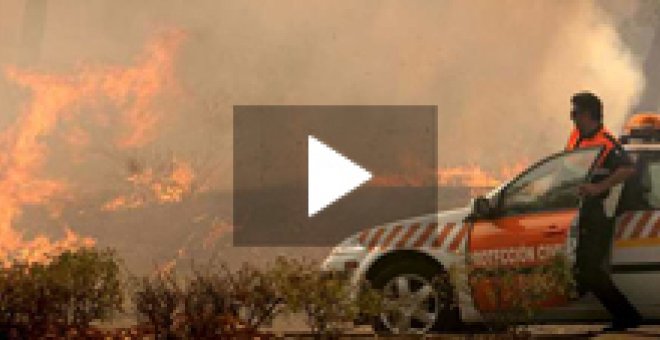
308, 135, 372, 217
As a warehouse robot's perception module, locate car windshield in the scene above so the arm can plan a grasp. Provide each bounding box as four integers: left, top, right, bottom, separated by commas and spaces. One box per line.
498, 147, 602, 214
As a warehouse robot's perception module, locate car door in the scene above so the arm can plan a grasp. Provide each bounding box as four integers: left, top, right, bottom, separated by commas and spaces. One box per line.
611, 150, 660, 318
467, 147, 603, 314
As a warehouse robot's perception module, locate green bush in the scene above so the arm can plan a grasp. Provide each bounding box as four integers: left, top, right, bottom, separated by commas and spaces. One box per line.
181, 266, 234, 338
222, 262, 283, 332
50, 248, 123, 328
132, 261, 282, 338
0, 262, 60, 337
132, 271, 183, 339
130, 257, 384, 339
0, 248, 123, 338
272, 257, 383, 338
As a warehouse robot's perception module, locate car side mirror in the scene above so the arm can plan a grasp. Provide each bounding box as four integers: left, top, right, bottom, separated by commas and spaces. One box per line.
470, 196, 493, 220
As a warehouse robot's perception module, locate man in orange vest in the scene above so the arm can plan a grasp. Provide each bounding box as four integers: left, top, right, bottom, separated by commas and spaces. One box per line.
567, 92, 642, 331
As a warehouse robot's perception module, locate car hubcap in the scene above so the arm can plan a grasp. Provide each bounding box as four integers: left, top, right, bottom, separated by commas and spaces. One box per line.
380, 274, 439, 334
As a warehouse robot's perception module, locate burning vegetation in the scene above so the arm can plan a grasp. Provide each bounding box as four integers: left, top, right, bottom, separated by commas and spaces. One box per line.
0, 0, 646, 275
101, 156, 196, 212
0, 30, 186, 266
371, 161, 529, 196
0, 25, 523, 272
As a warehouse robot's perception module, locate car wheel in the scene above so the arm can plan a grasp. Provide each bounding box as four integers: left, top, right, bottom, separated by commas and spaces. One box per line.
370, 259, 460, 334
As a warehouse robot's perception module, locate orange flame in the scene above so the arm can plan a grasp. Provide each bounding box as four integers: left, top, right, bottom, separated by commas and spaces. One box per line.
438, 161, 528, 188
10, 227, 96, 266
370, 161, 529, 191
436, 162, 527, 197
0, 30, 185, 265
202, 218, 233, 250
153, 160, 194, 203
101, 157, 195, 211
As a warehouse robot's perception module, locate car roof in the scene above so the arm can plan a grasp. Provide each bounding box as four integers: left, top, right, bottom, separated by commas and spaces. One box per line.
623, 143, 660, 152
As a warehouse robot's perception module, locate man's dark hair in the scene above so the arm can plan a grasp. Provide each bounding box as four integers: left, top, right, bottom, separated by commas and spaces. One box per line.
571, 91, 603, 122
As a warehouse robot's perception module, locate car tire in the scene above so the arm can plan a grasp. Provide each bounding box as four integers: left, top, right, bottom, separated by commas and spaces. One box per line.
370, 259, 461, 334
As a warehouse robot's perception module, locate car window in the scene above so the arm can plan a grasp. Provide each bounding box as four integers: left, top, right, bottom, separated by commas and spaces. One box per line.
620, 152, 660, 211
645, 162, 660, 207
499, 147, 601, 215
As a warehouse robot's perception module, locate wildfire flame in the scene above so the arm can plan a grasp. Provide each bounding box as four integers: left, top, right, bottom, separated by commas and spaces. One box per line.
371, 161, 529, 191
437, 162, 528, 188
0, 30, 185, 265
12, 227, 96, 266
102, 157, 196, 212
202, 218, 233, 250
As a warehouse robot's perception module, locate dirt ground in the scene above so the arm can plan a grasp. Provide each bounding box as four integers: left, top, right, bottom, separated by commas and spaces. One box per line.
264, 316, 660, 338
99, 316, 660, 338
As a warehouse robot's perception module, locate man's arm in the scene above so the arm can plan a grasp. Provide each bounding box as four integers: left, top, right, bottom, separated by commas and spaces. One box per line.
579, 136, 634, 197
579, 165, 634, 197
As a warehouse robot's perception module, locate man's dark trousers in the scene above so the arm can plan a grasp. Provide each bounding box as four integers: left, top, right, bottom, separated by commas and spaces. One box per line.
576, 198, 642, 325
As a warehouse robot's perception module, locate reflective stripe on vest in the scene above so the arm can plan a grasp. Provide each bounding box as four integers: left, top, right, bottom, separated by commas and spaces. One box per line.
565, 127, 615, 167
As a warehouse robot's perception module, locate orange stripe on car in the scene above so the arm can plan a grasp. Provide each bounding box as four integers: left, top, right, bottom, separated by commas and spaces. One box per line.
629, 211, 653, 239
432, 223, 455, 248
381, 225, 403, 249
648, 215, 660, 238
615, 212, 635, 240
395, 223, 420, 248
367, 228, 385, 250
448, 224, 468, 251
413, 223, 438, 248
358, 229, 370, 245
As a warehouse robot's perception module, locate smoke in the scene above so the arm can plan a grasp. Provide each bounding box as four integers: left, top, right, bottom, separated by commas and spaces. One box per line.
0, 0, 647, 184
0, 0, 649, 269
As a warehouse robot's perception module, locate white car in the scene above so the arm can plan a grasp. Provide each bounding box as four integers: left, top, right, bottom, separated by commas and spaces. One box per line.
322, 113, 660, 334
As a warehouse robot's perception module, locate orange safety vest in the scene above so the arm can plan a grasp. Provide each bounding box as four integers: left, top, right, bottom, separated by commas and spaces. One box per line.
565, 126, 618, 168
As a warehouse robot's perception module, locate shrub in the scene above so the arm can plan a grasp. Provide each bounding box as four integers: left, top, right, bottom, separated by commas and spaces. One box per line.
222, 262, 283, 332
0, 248, 123, 338
181, 265, 234, 338
0, 262, 62, 337
273, 257, 383, 338
132, 262, 274, 339
132, 271, 183, 339
130, 257, 388, 338
49, 248, 123, 329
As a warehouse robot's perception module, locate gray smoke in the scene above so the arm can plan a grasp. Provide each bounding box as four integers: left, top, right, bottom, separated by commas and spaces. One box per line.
0, 1, 649, 183
0, 0, 652, 271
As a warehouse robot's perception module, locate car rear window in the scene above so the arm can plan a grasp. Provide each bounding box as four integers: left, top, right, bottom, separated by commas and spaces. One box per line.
619, 151, 660, 211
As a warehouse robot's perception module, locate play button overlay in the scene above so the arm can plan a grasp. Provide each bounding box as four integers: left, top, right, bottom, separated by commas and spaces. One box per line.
308, 135, 372, 217
234, 106, 438, 246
